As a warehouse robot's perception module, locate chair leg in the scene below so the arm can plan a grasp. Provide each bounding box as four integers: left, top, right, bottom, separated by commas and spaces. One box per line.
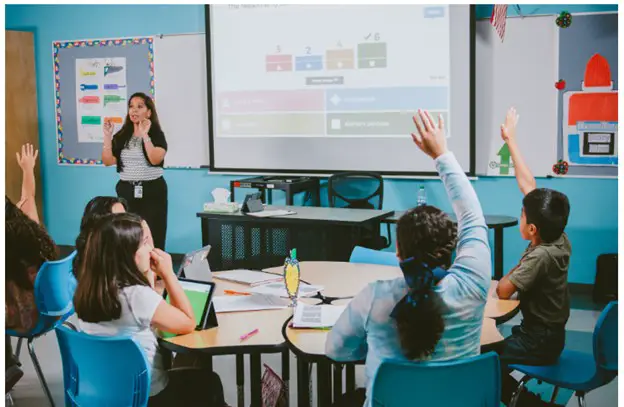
509, 376, 532, 407
27, 338, 56, 407
550, 386, 560, 404
15, 337, 24, 364
577, 392, 586, 407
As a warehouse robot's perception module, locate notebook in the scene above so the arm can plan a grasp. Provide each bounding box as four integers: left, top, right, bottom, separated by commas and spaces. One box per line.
292, 304, 346, 329
212, 294, 289, 313
213, 269, 283, 287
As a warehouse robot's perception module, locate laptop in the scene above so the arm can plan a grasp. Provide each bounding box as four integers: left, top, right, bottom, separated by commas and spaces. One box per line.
177, 245, 212, 282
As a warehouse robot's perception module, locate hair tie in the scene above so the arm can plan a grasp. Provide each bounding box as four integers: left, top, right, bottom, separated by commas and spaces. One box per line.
390, 258, 449, 318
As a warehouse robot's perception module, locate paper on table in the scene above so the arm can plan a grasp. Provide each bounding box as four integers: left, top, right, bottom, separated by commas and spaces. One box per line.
246, 209, 296, 218
292, 304, 346, 329
213, 269, 283, 286
212, 294, 290, 313
250, 282, 323, 298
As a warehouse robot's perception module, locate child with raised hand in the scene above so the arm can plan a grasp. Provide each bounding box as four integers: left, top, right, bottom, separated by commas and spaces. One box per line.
496, 108, 571, 407
326, 110, 491, 407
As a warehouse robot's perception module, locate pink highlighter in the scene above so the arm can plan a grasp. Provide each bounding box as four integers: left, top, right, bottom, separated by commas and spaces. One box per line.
240, 329, 259, 342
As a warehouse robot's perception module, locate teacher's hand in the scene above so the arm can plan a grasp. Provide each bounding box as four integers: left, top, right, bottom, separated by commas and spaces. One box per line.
138, 119, 152, 139
103, 119, 114, 139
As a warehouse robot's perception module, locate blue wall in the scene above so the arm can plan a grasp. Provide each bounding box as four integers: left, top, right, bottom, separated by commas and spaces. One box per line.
6, 5, 617, 284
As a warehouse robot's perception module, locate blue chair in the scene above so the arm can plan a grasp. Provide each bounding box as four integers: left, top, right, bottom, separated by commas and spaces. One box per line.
56, 323, 151, 407
349, 246, 399, 267
371, 352, 501, 407
510, 301, 618, 407
6, 250, 77, 407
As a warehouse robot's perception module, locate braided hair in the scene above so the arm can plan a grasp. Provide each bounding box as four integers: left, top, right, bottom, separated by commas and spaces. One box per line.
6, 196, 58, 290
393, 205, 458, 359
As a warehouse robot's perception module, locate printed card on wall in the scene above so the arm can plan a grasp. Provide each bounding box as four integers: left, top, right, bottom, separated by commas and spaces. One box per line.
75, 57, 128, 142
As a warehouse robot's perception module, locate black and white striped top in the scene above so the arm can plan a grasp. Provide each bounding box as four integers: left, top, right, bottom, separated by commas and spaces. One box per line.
119, 136, 164, 182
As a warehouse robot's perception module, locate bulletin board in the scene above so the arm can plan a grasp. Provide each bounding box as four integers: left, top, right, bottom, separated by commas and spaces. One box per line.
53, 37, 154, 164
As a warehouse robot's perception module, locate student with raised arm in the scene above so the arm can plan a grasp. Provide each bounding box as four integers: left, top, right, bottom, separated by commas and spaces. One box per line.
326, 110, 491, 407
74, 213, 227, 406
495, 108, 571, 407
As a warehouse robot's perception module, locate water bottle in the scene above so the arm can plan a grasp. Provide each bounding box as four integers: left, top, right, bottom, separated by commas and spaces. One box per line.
417, 186, 427, 206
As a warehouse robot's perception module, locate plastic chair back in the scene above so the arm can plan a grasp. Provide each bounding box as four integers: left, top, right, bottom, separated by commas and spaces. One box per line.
371, 352, 501, 407
350, 246, 399, 267
56, 324, 151, 407
594, 301, 618, 372
328, 171, 384, 210
7, 250, 77, 338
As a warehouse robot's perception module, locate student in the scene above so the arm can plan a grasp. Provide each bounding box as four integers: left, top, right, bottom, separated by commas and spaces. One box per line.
74, 213, 227, 406
6, 144, 56, 392
75, 196, 157, 288
326, 110, 491, 407
495, 108, 571, 407
102, 92, 169, 250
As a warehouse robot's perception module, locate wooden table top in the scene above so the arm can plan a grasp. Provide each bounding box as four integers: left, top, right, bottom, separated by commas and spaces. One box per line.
161, 262, 518, 352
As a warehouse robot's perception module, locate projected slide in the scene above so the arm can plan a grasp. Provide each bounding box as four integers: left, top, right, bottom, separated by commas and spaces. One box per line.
212, 5, 450, 138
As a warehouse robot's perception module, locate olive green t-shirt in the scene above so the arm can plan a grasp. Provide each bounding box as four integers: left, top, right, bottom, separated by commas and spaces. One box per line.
509, 233, 571, 329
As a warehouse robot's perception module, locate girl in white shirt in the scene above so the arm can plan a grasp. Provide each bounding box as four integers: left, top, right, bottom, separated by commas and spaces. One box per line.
73, 213, 227, 407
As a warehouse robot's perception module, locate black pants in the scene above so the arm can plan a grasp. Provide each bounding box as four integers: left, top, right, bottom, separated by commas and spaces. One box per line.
148, 368, 226, 407
332, 388, 366, 407
117, 177, 168, 250
495, 324, 565, 405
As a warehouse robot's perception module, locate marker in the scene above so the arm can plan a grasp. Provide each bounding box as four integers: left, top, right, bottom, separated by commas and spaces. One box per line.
80, 84, 98, 91
104, 116, 124, 124
224, 289, 251, 296
240, 328, 259, 342
104, 65, 124, 76
80, 69, 96, 76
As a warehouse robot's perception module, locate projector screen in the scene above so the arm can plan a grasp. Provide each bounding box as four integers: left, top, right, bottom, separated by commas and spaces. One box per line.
207, 5, 474, 175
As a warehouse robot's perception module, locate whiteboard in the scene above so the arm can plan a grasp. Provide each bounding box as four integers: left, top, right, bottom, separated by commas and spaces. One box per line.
475, 16, 559, 176
153, 34, 210, 168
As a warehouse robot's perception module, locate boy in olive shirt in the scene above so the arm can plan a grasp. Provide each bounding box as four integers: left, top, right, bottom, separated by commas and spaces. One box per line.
496, 108, 571, 407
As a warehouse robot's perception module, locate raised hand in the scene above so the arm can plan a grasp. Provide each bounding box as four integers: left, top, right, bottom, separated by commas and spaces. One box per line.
501, 107, 520, 143
411, 109, 447, 159
16, 143, 39, 171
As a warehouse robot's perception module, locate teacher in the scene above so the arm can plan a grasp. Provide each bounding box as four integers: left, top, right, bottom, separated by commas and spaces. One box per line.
102, 92, 168, 250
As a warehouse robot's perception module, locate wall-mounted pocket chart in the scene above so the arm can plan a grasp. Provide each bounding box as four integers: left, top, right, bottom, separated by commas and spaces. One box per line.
53, 34, 210, 168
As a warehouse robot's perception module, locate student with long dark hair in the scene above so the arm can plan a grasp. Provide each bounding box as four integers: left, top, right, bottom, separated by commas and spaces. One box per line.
74, 213, 226, 406
326, 110, 491, 407
101, 92, 168, 250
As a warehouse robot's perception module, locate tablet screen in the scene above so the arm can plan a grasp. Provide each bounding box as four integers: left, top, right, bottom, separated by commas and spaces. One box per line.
164, 279, 215, 329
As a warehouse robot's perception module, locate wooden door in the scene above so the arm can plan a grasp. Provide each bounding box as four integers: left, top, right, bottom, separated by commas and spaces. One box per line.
5, 30, 43, 221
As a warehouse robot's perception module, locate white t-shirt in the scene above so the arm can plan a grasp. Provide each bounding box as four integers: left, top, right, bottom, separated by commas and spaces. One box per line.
78, 285, 168, 396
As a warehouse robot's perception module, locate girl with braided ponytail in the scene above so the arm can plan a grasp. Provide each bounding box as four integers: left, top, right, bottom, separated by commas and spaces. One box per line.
327, 110, 491, 407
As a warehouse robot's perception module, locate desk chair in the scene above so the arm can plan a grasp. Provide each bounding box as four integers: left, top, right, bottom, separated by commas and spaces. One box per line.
327, 171, 391, 249
56, 323, 151, 407
510, 301, 618, 407
6, 250, 77, 407
349, 246, 399, 267
371, 352, 501, 407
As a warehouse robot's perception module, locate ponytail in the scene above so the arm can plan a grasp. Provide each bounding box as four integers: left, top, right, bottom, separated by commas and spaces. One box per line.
391, 258, 446, 360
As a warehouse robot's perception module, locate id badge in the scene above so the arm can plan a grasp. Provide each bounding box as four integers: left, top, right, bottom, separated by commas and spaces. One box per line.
134, 185, 143, 199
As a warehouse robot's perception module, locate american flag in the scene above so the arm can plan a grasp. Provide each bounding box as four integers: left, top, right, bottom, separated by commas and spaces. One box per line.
491, 5, 509, 41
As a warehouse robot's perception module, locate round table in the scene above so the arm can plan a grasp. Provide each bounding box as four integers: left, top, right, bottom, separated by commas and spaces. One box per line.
160, 262, 519, 407
273, 262, 519, 407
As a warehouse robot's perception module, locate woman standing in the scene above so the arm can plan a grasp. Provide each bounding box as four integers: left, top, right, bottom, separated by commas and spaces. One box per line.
102, 92, 168, 250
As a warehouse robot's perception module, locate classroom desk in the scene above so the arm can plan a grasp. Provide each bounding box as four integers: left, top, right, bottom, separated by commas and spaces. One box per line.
197, 206, 393, 271
383, 212, 519, 280
269, 261, 519, 407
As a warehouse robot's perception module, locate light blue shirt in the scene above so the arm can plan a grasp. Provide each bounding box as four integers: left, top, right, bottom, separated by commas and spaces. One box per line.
325, 152, 491, 406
